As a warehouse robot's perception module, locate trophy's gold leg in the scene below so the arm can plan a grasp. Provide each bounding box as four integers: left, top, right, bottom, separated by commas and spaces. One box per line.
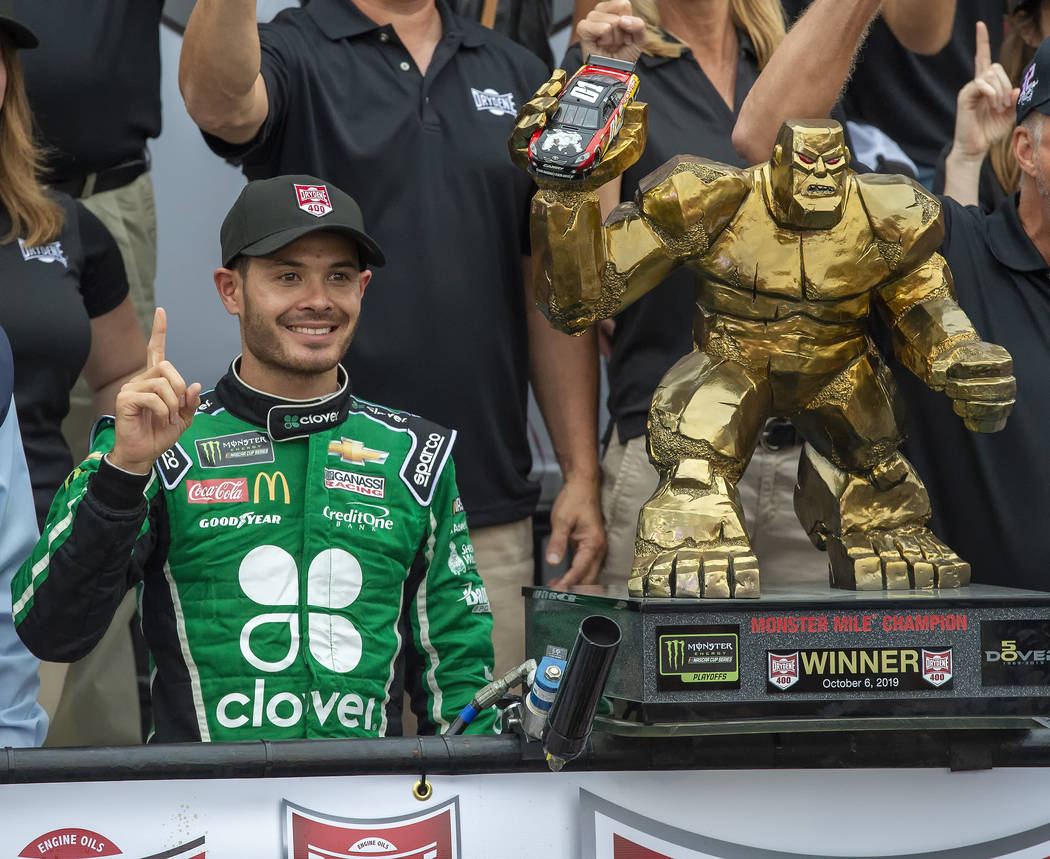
793, 368, 972, 592
631, 351, 769, 599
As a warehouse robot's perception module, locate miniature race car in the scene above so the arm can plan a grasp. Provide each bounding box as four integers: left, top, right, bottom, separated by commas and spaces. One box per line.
527, 55, 640, 182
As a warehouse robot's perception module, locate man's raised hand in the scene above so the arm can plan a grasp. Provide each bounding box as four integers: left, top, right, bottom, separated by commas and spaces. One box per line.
109, 308, 202, 474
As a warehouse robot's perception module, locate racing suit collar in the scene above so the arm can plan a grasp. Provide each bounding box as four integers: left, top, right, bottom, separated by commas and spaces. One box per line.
215, 357, 353, 442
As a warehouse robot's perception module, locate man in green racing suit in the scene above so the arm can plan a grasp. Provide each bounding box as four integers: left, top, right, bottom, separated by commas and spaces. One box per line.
12, 175, 498, 742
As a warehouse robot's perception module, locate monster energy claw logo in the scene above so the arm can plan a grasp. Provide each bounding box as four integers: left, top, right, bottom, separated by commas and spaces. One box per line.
199, 440, 222, 466
664, 638, 685, 672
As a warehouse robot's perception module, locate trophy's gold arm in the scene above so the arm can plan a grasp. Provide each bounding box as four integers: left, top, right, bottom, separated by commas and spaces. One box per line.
877, 253, 1015, 433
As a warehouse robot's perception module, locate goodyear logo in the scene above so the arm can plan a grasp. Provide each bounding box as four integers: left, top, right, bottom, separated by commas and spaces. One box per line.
253, 471, 290, 504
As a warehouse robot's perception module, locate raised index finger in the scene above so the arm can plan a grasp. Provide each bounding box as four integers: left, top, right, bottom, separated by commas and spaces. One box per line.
147, 306, 167, 370
975, 21, 991, 76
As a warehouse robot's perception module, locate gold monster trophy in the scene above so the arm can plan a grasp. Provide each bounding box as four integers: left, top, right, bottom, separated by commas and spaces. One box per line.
510, 74, 1016, 599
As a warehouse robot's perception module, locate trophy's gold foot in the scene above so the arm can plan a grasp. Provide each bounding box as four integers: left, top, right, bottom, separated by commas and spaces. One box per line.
827, 527, 971, 591
629, 548, 760, 599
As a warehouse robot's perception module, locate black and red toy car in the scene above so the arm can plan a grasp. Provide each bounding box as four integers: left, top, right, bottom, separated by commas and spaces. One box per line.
528, 55, 640, 182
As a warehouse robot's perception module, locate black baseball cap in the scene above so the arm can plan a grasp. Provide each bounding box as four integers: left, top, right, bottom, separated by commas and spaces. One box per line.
0, 0, 37, 49
1017, 38, 1050, 124
220, 175, 385, 268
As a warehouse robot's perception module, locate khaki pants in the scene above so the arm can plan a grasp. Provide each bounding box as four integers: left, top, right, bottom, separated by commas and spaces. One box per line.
41, 171, 158, 747
470, 517, 534, 676
598, 434, 829, 590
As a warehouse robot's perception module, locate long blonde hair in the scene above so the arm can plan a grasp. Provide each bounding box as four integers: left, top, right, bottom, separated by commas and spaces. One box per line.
632, 0, 785, 69
0, 35, 64, 246
990, 14, 1039, 195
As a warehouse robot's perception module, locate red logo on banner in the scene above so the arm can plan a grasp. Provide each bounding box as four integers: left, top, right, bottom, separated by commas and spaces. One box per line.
186, 478, 248, 504
284, 798, 458, 859
922, 648, 953, 687
613, 834, 675, 858
19, 829, 121, 858
768, 651, 799, 689
294, 184, 333, 217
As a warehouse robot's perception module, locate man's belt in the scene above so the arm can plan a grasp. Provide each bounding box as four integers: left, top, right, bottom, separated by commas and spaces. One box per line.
51, 154, 150, 198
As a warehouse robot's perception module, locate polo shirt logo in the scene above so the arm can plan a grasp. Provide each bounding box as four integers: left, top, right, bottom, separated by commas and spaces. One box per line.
294, 183, 333, 218
470, 87, 516, 116
19, 238, 67, 268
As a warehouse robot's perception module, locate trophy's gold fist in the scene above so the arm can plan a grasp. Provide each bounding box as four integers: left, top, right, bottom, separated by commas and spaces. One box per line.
941, 341, 1015, 432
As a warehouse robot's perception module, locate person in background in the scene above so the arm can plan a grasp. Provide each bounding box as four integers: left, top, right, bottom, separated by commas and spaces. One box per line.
0, 3, 148, 746
179, 0, 606, 676
778, 0, 990, 190
940, 2, 1050, 209
0, 324, 48, 748
737, 0, 1050, 590
454, 0, 554, 67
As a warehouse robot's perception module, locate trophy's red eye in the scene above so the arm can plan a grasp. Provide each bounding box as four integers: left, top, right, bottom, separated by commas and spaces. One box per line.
797, 154, 815, 165
827, 157, 842, 166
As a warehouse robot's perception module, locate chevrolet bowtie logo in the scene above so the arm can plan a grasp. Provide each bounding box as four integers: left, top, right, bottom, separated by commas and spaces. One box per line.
327, 438, 389, 465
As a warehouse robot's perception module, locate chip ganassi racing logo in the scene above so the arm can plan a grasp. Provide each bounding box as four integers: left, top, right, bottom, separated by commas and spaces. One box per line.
283, 797, 460, 859
294, 183, 333, 217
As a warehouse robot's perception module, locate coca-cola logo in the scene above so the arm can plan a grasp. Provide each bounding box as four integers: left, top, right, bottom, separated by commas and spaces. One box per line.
187, 478, 249, 504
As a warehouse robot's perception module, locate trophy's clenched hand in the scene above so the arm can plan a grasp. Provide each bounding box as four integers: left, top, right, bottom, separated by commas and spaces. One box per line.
508, 70, 567, 175
109, 308, 203, 474
508, 73, 648, 192
939, 341, 1015, 432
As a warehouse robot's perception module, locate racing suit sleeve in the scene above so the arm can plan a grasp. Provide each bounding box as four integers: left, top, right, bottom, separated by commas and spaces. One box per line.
0, 395, 48, 746
12, 420, 164, 663
407, 456, 499, 735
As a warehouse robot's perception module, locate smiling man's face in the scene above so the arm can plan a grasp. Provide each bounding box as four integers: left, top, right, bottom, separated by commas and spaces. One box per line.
217, 231, 372, 398
769, 120, 850, 229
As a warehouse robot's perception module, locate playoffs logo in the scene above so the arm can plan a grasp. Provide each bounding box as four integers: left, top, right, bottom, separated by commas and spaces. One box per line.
294, 183, 333, 217
284, 797, 459, 859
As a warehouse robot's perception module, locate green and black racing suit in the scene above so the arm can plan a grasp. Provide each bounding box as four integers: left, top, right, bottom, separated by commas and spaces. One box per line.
13, 362, 497, 741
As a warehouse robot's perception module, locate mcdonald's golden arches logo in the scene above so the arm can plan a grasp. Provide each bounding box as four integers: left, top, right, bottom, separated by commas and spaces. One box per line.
253, 471, 290, 504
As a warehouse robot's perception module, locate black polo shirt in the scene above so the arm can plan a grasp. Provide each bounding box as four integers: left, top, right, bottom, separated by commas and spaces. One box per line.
205, 0, 548, 528
563, 35, 758, 444
890, 193, 1050, 590
19, 0, 163, 181
782, 0, 1004, 170
0, 198, 129, 525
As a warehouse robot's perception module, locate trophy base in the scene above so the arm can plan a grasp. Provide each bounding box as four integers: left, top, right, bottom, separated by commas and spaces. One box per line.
523, 582, 1050, 730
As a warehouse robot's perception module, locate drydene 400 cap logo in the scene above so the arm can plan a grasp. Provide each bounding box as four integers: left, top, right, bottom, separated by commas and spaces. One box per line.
295, 183, 333, 217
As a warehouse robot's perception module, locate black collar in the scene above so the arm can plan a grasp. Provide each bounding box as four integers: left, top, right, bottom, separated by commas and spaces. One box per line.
215, 359, 353, 442
986, 192, 1050, 273
306, 0, 484, 47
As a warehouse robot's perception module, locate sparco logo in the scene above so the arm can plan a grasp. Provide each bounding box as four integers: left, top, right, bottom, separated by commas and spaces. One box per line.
414, 433, 444, 486
186, 478, 248, 504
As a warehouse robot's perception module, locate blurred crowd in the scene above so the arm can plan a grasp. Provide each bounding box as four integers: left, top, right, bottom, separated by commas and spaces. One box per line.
0, 0, 1047, 747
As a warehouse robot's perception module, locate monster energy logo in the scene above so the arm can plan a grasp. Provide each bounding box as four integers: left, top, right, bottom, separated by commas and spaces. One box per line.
664, 638, 685, 672
195, 432, 275, 469
199, 440, 222, 466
